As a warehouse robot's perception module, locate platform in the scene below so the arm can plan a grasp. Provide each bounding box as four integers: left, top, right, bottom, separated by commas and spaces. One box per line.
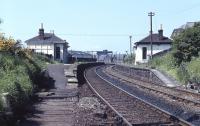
19, 64, 78, 126
150, 69, 180, 87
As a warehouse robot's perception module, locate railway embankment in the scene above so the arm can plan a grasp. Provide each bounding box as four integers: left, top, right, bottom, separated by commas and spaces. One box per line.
0, 52, 54, 126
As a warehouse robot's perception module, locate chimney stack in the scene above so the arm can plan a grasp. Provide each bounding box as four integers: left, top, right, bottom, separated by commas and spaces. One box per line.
158, 24, 163, 40
39, 23, 44, 39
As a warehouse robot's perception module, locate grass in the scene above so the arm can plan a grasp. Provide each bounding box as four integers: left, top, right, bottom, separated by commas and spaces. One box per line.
149, 52, 182, 84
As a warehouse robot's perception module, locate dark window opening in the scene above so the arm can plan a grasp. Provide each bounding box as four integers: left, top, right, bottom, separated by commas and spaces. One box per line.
142, 47, 147, 59
56, 47, 60, 59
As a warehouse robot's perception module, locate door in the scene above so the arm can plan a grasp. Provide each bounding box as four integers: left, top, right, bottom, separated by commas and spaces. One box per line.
142, 47, 147, 59
56, 47, 60, 59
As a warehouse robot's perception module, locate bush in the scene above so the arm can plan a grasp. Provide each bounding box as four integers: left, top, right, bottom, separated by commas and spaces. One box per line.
150, 52, 184, 84
187, 57, 200, 84
172, 22, 200, 65
0, 64, 32, 113
0, 31, 54, 124
177, 63, 190, 84
123, 54, 135, 64
150, 52, 176, 70
150, 51, 200, 85
149, 22, 200, 85
0, 52, 52, 115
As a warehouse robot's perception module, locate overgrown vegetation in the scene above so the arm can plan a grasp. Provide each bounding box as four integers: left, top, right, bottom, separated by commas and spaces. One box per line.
150, 22, 200, 86
150, 52, 180, 82
172, 22, 200, 65
123, 54, 135, 64
0, 33, 53, 115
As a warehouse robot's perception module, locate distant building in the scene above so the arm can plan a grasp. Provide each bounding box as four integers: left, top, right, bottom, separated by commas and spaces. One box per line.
134, 28, 172, 65
68, 50, 96, 63
25, 24, 69, 63
96, 50, 113, 62
171, 22, 196, 39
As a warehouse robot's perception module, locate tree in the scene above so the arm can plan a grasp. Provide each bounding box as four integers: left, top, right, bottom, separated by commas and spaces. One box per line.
173, 22, 200, 65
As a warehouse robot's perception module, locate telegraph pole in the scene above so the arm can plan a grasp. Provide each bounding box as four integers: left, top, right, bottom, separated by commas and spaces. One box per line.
148, 12, 155, 60
129, 35, 132, 57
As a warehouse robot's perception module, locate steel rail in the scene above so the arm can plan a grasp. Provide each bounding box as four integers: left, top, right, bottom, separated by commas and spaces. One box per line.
110, 65, 200, 106
84, 67, 132, 126
113, 65, 200, 98
95, 66, 194, 126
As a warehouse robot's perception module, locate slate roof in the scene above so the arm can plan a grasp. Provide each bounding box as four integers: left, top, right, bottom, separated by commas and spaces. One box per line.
25, 33, 67, 44
135, 34, 172, 45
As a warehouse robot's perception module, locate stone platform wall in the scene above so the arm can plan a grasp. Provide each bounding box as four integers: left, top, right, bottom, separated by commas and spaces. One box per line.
77, 62, 105, 86
114, 65, 164, 85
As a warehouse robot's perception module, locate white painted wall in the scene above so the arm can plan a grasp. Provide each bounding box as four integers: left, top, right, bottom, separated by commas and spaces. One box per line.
27, 44, 54, 56
27, 43, 67, 62
135, 44, 171, 64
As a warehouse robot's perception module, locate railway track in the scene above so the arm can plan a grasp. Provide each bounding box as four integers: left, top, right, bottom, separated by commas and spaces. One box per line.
105, 65, 200, 108
111, 65, 200, 104
84, 66, 193, 126
100, 64, 200, 125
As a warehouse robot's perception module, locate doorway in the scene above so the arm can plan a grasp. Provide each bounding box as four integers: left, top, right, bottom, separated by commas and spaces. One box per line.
55, 47, 60, 59
142, 47, 147, 59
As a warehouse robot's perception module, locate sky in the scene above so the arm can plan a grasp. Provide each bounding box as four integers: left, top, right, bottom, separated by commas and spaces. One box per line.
1, 0, 200, 53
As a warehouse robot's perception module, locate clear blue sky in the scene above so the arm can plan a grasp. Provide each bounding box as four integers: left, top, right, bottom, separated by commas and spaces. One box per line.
1, 0, 200, 53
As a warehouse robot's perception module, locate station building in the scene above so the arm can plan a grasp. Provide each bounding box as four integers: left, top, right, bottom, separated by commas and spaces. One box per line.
134, 27, 172, 65
25, 24, 69, 63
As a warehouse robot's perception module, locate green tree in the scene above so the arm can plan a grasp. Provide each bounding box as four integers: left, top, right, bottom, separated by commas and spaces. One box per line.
173, 22, 200, 65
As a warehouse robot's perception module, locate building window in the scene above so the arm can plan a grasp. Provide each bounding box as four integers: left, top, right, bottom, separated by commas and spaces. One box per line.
142, 47, 147, 59
56, 47, 60, 59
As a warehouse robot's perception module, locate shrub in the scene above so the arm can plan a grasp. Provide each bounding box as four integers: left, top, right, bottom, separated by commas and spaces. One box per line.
0, 52, 51, 115
0, 66, 32, 107
177, 63, 190, 84
150, 52, 176, 70
0, 32, 53, 122
150, 52, 184, 84
0, 36, 15, 51
187, 57, 200, 84
172, 22, 200, 65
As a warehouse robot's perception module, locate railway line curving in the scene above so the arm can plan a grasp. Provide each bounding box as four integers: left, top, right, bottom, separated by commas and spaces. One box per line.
111, 65, 200, 103
84, 65, 195, 126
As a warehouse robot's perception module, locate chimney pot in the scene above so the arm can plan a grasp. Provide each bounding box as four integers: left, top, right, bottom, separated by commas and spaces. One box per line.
39, 23, 44, 39
158, 24, 163, 40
